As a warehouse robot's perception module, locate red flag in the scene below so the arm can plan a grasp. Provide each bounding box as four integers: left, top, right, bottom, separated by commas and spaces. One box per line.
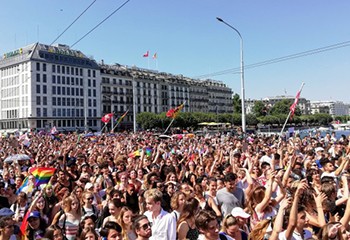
166, 103, 184, 119
101, 113, 113, 123
143, 51, 149, 57
290, 90, 301, 119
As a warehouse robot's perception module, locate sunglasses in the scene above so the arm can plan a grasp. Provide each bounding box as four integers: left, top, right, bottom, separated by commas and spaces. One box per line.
139, 222, 152, 230
86, 197, 94, 201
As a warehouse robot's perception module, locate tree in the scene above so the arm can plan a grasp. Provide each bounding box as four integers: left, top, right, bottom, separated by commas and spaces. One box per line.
253, 101, 266, 117
232, 93, 242, 114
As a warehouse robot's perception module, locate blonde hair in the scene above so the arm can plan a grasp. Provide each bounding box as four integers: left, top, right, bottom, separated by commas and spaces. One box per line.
63, 194, 82, 216
117, 206, 133, 240
144, 188, 163, 203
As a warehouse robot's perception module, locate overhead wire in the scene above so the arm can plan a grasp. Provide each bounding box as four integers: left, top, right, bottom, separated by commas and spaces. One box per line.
194, 40, 350, 79
70, 0, 131, 48
50, 0, 98, 45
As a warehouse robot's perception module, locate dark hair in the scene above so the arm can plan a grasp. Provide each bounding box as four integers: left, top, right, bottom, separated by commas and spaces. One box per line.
132, 215, 149, 231
195, 210, 217, 231
80, 227, 99, 240
100, 221, 122, 237
224, 172, 237, 182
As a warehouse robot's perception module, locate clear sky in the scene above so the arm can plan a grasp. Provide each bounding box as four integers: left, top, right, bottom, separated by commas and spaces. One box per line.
1, 0, 350, 103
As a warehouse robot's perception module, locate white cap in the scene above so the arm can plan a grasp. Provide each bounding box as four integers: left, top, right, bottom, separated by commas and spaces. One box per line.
231, 207, 250, 219
260, 155, 272, 164
315, 147, 324, 152
85, 182, 93, 190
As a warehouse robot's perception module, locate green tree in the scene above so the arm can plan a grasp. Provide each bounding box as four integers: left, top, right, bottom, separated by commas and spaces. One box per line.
270, 99, 292, 115
252, 101, 266, 117
137, 112, 160, 129
232, 93, 242, 114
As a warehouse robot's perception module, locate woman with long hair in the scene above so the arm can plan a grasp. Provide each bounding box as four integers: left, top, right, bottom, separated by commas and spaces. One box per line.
25, 211, 48, 240
81, 191, 99, 217
117, 206, 136, 240
177, 197, 200, 240
170, 191, 186, 221
43, 184, 59, 222
102, 198, 123, 227
58, 194, 82, 240
194, 184, 221, 218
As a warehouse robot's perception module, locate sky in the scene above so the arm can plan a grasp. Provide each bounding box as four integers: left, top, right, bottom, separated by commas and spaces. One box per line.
1, 0, 350, 103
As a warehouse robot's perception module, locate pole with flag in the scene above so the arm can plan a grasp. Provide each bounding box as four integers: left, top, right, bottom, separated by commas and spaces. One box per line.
112, 110, 129, 132
164, 101, 186, 134
101, 113, 113, 132
280, 82, 305, 136
153, 52, 158, 70
143, 50, 149, 69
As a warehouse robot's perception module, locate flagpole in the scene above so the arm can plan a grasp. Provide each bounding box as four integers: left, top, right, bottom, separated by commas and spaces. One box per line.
111, 114, 114, 133
164, 118, 175, 134
280, 82, 305, 136
101, 123, 107, 133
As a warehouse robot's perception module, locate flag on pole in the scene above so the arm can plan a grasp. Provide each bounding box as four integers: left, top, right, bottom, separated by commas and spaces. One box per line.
16, 176, 29, 194
153, 53, 157, 59
101, 113, 113, 123
115, 110, 129, 125
290, 90, 301, 119
30, 167, 56, 187
166, 102, 185, 119
143, 51, 149, 57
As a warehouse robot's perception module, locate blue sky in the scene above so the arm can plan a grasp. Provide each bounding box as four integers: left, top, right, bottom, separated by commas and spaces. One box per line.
1, 1, 350, 103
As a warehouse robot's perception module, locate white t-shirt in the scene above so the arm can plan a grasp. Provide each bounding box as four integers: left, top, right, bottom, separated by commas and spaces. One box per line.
278, 229, 312, 240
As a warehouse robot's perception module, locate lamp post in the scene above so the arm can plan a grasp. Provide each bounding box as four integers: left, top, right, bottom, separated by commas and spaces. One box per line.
132, 74, 137, 133
216, 17, 246, 133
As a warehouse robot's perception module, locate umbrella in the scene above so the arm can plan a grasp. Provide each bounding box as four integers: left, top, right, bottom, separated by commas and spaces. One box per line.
159, 135, 172, 139
4, 154, 31, 163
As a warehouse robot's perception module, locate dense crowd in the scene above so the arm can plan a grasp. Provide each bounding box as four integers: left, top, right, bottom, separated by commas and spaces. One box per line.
0, 129, 350, 240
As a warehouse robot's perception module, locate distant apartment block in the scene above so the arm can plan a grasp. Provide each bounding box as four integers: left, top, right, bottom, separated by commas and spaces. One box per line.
310, 101, 350, 116
245, 95, 311, 115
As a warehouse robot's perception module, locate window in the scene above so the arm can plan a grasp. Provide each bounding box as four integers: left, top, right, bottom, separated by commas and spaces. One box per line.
36, 108, 41, 117
43, 63, 46, 72
43, 96, 47, 105
62, 66, 65, 74
52, 97, 56, 106
36, 74, 40, 82
43, 85, 47, 94
67, 88, 70, 95
52, 86, 56, 94
93, 80, 96, 87
62, 87, 65, 95
62, 76, 65, 84
57, 65, 60, 73
52, 75, 56, 84
57, 76, 61, 84
36, 62, 40, 71
36, 85, 41, 93
88, 70, 91, 77
88, 79, 91, 87
36, 96, 41, 105
67, 66, 70, 75
80, 68, 83, 76
43, 74, 47, 83
93, 70, 96, 77
52, 65, 56, 73
43, 108, 47, 116
57, 87, 61, 95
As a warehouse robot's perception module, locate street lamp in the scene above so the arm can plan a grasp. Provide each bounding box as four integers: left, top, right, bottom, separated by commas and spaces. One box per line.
216, 17, 246, 133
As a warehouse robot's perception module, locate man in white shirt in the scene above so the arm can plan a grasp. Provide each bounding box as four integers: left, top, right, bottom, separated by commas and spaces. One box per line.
143, 189, 176, 240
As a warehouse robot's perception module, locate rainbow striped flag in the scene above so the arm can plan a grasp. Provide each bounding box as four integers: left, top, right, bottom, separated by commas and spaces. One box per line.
30, 167, 56, 187
145, 148, 152, 157
128, 150, 141, 158
16, 176, 29, 194
115, 110, 129, 125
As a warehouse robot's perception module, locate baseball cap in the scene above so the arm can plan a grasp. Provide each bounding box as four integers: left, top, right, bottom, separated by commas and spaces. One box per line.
0, 208, 15, 217
231, 207, 250, 219
315, 147, 324, 152
28, 211, 40, 219
85, 182, 93, 190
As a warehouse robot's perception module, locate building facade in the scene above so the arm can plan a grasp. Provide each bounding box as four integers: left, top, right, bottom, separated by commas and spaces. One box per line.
0, 43, 101, 132
0, 43, 233, 132
99, 64, 233, 128
310, 101, 350, 116
245, 95, 311, 115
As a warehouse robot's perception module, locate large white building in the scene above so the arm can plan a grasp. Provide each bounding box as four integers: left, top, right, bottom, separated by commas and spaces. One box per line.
310, 100, 350, 116
0, 43, 101, 132
1, 43, 233, 132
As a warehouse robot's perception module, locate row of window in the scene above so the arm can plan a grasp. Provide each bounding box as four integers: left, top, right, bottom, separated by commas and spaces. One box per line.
36, 119, 98, 129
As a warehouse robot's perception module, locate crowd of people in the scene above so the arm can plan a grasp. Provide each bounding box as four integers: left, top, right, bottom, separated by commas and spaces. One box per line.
0, 129, 350, 240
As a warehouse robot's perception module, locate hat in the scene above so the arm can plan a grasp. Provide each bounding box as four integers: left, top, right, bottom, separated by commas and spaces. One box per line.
0, 208, 15, 217
28, 211, 40, 219
85, 182, 93, 190
315, 147, 324, 152
260, 155, 272, 164
231, 207, 250, 219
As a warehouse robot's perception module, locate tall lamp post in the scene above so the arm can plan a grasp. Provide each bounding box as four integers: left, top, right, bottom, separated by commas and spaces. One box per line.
216, 17, 246, 133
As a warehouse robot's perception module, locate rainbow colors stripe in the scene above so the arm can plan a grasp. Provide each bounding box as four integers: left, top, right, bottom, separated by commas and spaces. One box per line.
30, 167, 56, 187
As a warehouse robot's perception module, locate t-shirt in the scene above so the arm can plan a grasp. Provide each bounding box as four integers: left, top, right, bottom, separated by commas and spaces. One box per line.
278, 229, 313, 240
216, 187, 245, 217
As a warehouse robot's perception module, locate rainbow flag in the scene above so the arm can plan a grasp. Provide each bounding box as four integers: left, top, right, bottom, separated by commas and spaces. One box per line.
29, 167, 56, 187
115, 110, 129, 125
145, 148, 152, 157
16, 176, 29, 194
128, 150, 141, 158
